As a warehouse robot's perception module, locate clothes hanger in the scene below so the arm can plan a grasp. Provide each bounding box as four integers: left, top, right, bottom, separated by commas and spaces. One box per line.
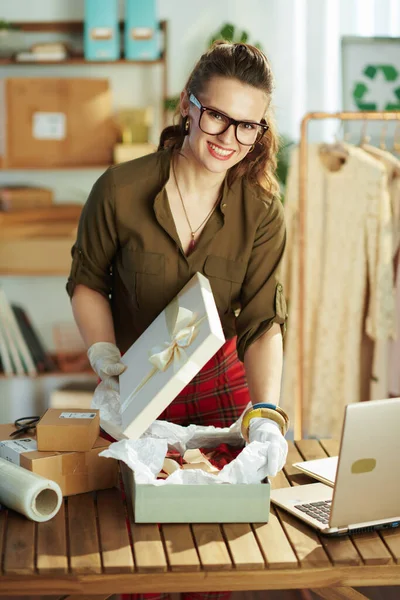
359, 119, 371, 147
379, 114, 389, 150
319, 121, 349, 162
393, 121, 400, 155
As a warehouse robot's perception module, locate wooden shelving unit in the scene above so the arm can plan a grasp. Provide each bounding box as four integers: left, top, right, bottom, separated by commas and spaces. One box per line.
0, 18, 169, 150
0, 18, 170, 382
0, 18, 169, 276
0, 56, 164, 66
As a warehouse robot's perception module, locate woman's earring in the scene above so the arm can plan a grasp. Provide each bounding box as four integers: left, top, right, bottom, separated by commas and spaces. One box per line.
184, 118, 190, 133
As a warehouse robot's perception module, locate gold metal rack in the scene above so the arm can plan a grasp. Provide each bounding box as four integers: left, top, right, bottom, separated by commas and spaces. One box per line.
295, 110, 400, 438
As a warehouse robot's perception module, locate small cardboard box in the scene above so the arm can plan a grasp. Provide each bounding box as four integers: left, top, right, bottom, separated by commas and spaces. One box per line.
119, 272, 226, 439
0, 186, 53, 211
37, 408, 100, 452
0, 424, 118, 496
0, 237, 76, 275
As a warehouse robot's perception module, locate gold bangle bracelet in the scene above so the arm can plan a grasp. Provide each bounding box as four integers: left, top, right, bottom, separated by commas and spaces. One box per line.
241, 407, 287, 442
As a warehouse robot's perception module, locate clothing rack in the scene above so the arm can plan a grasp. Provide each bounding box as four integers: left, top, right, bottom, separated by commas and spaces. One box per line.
295, 110, 400, 439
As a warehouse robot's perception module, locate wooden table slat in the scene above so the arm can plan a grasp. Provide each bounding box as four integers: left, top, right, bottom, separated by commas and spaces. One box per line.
222, 523, 265, 570
381, 527, 400, 564
97, 488, 134, 574
319, 535, 362, 567
161, 524, 200, 572
253, 508, 299, 569
269, 469, 291, 490
284, 441, 317, 486
350, 532, 393, 565
279, 441, 332, 568
131, 524, 168, 573
319, 439, 341, 457
120, 464, 167, 574
191, 524, 232, 571
295, 439, 329, 460
275, 508, 332, 568
68, 494, 102, 574
37, 502, 68, 574
3, 510, 35, 575
310, 586, 370, 599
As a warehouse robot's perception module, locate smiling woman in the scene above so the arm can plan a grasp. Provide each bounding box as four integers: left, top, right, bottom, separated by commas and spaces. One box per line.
67, 41, 288, 600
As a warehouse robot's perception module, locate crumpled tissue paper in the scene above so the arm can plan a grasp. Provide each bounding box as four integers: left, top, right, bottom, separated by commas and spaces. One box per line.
99, 419, 272, 486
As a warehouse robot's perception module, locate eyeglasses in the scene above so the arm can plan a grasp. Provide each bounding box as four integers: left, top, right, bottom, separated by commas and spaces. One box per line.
189, 93, 269, 146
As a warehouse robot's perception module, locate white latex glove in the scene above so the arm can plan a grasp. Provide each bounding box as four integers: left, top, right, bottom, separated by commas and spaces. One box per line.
248, 417, 288, 477
87, 342, 126, 392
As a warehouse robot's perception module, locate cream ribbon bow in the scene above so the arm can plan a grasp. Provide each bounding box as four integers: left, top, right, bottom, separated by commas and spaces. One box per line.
120, 298, 206, 413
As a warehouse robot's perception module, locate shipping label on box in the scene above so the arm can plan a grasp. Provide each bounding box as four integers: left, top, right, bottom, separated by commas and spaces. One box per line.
0, 437, 37, 465
0, 424, 118, 496
119, 272, 225, 439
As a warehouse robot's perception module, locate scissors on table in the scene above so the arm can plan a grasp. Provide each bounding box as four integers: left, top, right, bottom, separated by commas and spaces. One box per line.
9, 416, 40, 438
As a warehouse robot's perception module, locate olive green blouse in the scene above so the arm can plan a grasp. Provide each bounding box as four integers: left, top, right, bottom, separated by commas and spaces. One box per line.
66, 148, 287, 360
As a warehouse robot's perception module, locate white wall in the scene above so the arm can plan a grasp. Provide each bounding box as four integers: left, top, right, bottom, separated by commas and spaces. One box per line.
1, 0, 400, 351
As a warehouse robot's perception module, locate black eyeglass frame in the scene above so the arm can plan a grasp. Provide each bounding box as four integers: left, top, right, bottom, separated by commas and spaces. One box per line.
188, 93, 269, 146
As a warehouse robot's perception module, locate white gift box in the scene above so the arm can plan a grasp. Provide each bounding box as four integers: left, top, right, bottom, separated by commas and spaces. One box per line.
96, 273, 271, 523
119, 272, 226, 439
101, 422, 271, 524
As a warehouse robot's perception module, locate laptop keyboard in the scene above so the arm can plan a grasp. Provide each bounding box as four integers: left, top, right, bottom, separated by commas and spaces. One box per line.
294, 500, 332, 525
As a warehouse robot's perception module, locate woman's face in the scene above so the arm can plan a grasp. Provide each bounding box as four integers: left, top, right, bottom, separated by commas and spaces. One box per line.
181, 76, 268, 176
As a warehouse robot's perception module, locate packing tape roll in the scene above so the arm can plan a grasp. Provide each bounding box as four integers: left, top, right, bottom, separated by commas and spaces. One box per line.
0, 457, 62, 522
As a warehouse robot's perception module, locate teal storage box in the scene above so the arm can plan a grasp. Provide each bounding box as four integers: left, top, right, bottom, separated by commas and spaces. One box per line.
124, 0, 160, 60
84, 0, 120, 61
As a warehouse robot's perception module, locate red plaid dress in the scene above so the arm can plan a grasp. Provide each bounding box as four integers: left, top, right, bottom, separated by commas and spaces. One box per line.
119, 337, 250, 600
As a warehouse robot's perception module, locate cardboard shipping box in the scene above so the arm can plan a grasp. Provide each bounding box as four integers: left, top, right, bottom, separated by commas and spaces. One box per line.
3, 78, 118, 168
37, 408, 100, 452
0, 186, 53, 211
0, 424, 118, 496
0, 237, 76, 275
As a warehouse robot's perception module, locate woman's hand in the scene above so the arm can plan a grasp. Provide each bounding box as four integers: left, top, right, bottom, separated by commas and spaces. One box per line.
87, 342, 126, 391
248, 417, 288, 476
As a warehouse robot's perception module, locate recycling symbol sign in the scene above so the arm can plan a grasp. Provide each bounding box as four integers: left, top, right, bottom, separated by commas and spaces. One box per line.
353, 64, 400, 110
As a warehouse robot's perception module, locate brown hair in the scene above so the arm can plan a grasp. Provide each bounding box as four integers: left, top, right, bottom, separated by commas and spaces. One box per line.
158, 41, 280, 199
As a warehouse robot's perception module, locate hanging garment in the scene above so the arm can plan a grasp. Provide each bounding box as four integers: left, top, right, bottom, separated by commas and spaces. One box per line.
281, 143, 395, 438
359, 145, 400, 400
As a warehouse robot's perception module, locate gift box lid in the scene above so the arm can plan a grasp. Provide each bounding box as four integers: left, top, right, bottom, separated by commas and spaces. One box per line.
119, 272, 225, 439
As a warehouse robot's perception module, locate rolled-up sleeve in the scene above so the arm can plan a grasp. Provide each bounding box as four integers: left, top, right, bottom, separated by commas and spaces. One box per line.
236, 196, 287, 361
66, 168, 118, 299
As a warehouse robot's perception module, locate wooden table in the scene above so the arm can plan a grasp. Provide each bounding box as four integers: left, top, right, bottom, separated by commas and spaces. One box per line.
0, 439, 399, 600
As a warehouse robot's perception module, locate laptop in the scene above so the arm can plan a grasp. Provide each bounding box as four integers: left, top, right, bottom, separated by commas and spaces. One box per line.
270, 397, 400, 536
